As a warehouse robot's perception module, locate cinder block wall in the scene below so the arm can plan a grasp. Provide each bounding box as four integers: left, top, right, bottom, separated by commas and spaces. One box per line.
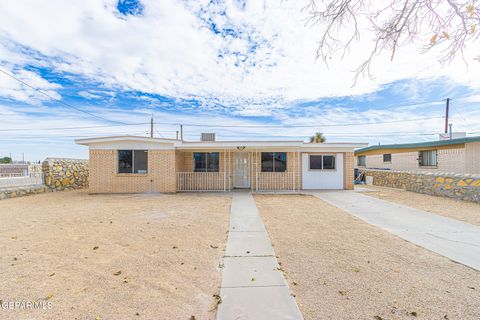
89, 150, 176, 193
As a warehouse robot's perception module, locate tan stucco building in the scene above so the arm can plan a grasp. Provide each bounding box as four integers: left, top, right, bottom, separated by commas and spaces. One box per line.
355, 136, 480, 174
75, 135, 366, 193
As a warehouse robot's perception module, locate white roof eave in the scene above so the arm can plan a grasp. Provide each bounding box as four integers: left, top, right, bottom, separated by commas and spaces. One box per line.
74, 135, 368, 151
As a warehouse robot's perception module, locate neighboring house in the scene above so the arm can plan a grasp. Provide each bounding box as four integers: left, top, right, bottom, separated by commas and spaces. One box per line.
355, 136, 480, 174
75, 134, 366, 193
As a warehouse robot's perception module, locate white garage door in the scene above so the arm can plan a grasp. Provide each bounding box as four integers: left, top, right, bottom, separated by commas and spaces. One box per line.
302, 153, 344, 189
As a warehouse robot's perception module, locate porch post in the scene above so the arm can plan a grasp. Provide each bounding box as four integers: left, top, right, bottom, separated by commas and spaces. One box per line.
255, 149, 259, 192
223, 149, 226, 192
292, 152, 296, 192
297, 151, 301, 192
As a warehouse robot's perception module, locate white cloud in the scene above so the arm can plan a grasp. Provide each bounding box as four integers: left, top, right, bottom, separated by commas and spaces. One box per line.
0, 0, 479, 112
0, 67, 61, 104
78, 91, 102, 100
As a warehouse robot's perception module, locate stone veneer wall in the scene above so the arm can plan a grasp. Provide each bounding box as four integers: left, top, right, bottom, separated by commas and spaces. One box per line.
0, 185, 50, 200
42, 158, 89, 191
364, 169, 480, 203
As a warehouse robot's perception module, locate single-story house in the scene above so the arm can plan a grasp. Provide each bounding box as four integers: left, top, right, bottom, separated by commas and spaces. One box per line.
75, 134, 366, 193
355, 136, 480, 174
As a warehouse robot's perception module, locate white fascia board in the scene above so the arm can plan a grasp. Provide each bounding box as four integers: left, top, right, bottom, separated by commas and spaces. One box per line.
300, 142, 368, 152
75, 136, 177, 150
177, 141, 304, 149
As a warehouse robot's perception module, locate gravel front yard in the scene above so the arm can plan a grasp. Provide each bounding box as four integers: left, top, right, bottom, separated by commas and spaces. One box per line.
357, 185, 480, 226
0, 191, 230, 320
255, 194, 480, 320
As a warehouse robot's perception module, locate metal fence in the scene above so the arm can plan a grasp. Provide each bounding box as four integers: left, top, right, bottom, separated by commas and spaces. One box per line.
0, 164, 29, 177
254, 172, 298, 192
0, 172, 44, 188
177, 172, 228, 192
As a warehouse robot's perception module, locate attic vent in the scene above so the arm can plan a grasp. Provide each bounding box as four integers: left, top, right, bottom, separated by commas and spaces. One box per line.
201, 133, 216, 142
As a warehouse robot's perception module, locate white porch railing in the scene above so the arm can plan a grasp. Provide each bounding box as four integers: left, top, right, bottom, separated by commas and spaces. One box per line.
255, 172, 298, 192
177, 172, 227, 192
0, 173, 44, 188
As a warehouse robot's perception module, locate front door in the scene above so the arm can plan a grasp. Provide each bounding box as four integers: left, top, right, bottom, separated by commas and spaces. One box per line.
233, 152, 250, 188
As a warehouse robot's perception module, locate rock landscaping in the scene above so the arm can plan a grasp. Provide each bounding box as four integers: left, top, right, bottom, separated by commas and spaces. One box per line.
364, 169, 480, 203
42, 158, 89, 191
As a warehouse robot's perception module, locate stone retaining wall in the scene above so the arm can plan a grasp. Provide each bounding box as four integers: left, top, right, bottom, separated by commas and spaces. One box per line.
0, 185, 50, 200
42, 158, 89, 191
364, 169, 480, 203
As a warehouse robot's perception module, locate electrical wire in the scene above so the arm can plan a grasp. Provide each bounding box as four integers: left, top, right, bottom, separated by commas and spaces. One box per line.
0, 68, 128, 124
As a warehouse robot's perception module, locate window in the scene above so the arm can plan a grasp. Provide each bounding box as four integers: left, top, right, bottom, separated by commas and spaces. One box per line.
383, 153, 392, 163
309, 155, 336, 170
309, 155, 322, 169
261, 152, 287, 172
118, 150, 148, 174
194, 152, 219, 172
357, 155, 366, 167
419, 150, 437, 167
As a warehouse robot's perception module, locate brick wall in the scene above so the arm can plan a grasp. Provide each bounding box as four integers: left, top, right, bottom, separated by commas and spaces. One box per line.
89, 150, 176, 193
176, 151, 234, 191
465, 142, 480, 174
343, 152, 354, 190
250, 152, 302, 191
357, 147, 467, 173
364, 169, 480, 203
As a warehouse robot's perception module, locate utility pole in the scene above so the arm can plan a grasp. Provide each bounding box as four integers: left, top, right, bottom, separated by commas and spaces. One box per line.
176, 131, 179, 140
180, 124, 183, 141
449, 123, 453, 139
150, 115, 154, 138
444, 98, 450, 134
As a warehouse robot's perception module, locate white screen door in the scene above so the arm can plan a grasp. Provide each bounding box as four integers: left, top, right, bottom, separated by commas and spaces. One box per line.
233, 152, 250, 188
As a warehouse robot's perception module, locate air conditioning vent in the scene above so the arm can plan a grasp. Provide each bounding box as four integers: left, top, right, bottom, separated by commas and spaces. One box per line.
201, 133, 216, 142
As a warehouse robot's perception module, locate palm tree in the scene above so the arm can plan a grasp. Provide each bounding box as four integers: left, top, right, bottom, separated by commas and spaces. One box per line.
309, 132, 326, 143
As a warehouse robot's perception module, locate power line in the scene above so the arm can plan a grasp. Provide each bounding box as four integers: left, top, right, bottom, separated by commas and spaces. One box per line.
152, 116, 444, 128
0, 122, 150, 132
0, 115, 446, 132
0, 68, 127, 124
3, 130, 480, 141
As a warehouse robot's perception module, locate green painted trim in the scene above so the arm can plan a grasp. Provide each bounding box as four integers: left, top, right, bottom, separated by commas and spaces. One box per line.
355, 136, 480, 154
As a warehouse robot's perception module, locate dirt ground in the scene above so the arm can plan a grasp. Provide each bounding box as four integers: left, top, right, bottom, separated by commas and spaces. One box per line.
255, 194, 480, 320
0, 191, 231, 320
357, 185, 480, 226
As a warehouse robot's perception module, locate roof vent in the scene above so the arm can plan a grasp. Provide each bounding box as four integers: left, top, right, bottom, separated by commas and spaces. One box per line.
201, 133, 216, 142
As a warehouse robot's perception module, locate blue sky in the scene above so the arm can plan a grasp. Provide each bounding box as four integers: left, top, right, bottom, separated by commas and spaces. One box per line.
0, 0, 479, 161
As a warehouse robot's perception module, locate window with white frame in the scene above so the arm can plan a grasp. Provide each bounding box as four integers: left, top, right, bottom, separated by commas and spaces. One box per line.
357, 155, 366, 167
118, 150, 148, 174
309, 155, 336, 170
419, 150, 437, 167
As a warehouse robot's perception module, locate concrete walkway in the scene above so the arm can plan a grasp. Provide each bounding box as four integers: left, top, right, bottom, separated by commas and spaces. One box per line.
216, 192, 303, 320
313, 190, 480, 271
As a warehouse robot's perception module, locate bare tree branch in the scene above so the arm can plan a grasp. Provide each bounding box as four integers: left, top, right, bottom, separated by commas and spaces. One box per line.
306, 0, 480, 81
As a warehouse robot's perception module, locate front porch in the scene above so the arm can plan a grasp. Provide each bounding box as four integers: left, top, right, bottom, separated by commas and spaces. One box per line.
175, 150, 302, 192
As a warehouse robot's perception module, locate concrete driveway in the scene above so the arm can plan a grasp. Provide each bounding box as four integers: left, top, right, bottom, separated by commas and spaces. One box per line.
312, 190, 480, 271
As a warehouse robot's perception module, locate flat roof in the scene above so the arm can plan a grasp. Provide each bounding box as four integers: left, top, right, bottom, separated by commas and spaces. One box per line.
75, 135, 367, 150
355, 136, 480, 154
